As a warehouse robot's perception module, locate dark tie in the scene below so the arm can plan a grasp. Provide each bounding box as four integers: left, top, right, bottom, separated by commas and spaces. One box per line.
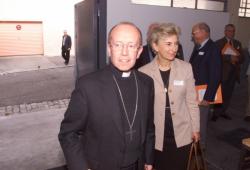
196, 44, 201, 50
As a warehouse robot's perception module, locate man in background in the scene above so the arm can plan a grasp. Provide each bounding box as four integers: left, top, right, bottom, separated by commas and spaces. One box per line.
61, 30, 72, 65
245, 57, 250, 122
213, 24, 244, 121
245, 41, 250, 122
134, 23, 159, 69
189, 22, 221, 150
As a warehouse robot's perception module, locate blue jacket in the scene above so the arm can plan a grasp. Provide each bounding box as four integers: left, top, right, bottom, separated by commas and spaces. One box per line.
189, 39, 222, 102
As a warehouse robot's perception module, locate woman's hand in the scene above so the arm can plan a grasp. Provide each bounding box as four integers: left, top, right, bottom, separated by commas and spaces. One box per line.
192, 132, 200, 143
144, 164, 153, 170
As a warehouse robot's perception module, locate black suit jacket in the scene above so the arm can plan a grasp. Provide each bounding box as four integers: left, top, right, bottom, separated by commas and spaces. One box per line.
176, 44, 184, 61
135, 45, 155, 69
62, 35, 72, 50
215, 37, 243, 82
58, 66, 155, 170
189, 39, 222, 102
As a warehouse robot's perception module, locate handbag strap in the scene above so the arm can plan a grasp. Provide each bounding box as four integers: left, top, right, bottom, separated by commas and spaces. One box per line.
194, 142, 207, 170
193, 142, 201, 169
187, 142, 195, 170
187, 142, 207, 170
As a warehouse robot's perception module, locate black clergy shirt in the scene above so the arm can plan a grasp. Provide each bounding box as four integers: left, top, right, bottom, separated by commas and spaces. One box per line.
110, 64, 141, 167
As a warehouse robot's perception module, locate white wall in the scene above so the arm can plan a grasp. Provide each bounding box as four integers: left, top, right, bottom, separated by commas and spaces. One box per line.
0, 0, 82, 56
107, 0, 230, 60
1, 0, 237, 58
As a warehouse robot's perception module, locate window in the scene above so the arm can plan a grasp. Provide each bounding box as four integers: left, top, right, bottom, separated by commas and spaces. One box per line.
131, 0, 171, 6
131, 0, 226, 12
198, 0, 225, 11
173, 0, 196, 8
239, 0, 250, 17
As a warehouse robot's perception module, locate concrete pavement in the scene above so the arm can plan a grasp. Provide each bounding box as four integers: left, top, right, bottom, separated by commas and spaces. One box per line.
0, 55, 73, 170
0, 55, 75, 75
0, 99, 69, 117
1, 80, 249, 170
0, 108, 66, 170
0, 55, 249, 170
0, 55, 75, 107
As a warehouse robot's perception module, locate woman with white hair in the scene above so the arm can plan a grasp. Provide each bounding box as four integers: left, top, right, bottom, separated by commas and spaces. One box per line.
139, 23, 200, 170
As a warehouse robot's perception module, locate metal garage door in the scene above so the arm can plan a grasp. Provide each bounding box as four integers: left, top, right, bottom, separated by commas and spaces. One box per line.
0, 21, 44, 57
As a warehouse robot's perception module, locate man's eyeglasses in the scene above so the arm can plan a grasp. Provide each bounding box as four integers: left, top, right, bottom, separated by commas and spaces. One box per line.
192, 30, 200, 36
109, 42, 140, 52
226, 29, 235, 33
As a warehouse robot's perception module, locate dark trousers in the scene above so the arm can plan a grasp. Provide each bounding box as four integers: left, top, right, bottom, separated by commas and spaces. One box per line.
214, 72, 237, 116
154, 143, 191, 170
120, 161, 138, 170
199, 105, 210, 150
61, 47, 70, 63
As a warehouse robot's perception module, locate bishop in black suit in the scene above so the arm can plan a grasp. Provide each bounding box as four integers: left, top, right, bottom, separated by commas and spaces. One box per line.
58, 22, 155, 170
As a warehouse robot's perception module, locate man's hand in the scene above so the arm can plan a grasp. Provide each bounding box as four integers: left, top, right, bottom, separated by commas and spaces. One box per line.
144, 164, 153, 170
199, 100, 209, 106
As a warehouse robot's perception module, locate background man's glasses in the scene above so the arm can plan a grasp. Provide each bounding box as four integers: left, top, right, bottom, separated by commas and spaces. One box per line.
192, 30, 200, 36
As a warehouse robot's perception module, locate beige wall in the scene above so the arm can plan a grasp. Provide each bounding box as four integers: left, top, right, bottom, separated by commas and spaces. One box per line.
228, 0, 250, 48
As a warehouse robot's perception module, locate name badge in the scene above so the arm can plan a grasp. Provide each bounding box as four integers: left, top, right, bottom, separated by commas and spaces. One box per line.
199, 51, 205, 55
173, 80, 184, 86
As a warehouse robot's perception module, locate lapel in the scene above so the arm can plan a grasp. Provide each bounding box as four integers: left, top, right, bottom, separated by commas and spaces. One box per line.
222, 37, 228, 44
199, 39, 211, 52
194, 39, 212, 61
190, 39, 212, 63
189, 46, 199, 63
149, 57, 177, 88
169, 60, 177, 93
149, 58, 165, 89
136, 72, 146, 144
149, 58, 178, 95
100, 67, 124, 138
219, 37, 228, 49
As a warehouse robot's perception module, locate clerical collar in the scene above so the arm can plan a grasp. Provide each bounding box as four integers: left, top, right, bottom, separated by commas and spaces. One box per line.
110, 64, 132, 79
122, 72, 131, 77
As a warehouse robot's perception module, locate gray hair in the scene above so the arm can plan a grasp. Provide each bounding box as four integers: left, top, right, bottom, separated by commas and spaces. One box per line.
225, 24, 235, 30
193, 22, 210, 34
149, 22, 181, 46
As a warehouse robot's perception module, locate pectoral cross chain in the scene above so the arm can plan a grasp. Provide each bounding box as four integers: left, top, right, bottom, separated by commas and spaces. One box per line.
113, 72, 139, 142
126, 129, 136, 141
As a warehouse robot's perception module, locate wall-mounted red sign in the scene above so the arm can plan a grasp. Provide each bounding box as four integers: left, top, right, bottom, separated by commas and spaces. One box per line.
16, 25, 21, 30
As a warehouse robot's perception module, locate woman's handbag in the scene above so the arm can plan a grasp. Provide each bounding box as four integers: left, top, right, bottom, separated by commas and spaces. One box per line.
187, 142, 207, 170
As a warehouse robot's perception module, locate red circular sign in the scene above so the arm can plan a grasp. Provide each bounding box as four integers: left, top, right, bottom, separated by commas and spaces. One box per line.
16, 25, 21, 30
